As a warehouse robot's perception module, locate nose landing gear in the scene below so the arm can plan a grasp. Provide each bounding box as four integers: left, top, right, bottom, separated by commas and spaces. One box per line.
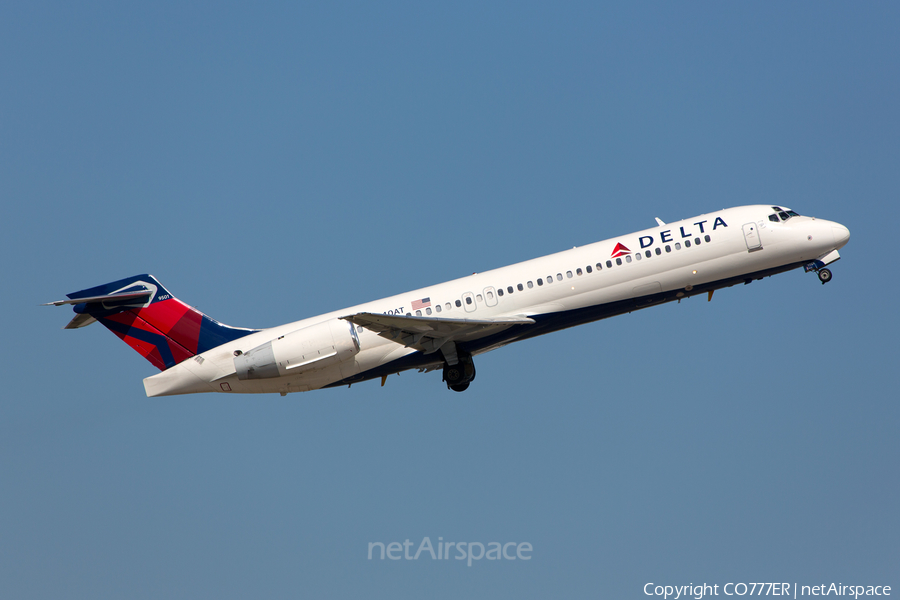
804, 260, 835, 285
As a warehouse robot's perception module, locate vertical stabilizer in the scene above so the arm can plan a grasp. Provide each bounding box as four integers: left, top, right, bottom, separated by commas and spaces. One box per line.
49, 274, 257, 370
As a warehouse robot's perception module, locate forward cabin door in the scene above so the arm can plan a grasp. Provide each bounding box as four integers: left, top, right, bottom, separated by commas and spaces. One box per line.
742, 222, 762, 252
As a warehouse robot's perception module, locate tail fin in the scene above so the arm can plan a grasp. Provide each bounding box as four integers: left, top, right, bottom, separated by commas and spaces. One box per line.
46, 274, 257, 370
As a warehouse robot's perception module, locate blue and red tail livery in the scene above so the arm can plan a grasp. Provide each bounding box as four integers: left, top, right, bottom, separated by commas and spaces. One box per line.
60, 274, 257, 371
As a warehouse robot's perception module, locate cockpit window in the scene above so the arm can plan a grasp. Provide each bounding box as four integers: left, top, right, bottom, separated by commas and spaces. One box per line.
768, 209, 802, 223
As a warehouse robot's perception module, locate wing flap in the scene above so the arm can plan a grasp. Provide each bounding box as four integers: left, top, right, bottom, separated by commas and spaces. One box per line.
340, 312, 534, 355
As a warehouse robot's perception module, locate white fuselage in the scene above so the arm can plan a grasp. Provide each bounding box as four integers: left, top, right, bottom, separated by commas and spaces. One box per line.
144, 205, 850, 396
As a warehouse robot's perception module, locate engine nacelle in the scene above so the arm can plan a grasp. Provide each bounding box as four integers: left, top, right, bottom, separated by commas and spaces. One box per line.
234, 319, 361, 380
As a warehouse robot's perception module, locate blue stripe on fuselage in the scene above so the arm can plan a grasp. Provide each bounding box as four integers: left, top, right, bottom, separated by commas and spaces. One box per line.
325, 260, 808, 389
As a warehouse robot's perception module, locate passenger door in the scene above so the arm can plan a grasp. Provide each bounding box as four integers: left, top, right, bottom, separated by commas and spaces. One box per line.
742, 222, 762, 252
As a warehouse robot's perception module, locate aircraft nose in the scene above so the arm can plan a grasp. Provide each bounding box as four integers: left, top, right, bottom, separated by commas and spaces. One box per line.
832, 223, 850, 248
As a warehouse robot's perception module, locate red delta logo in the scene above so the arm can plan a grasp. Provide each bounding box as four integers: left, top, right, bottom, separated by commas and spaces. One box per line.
610, 242, 631, 258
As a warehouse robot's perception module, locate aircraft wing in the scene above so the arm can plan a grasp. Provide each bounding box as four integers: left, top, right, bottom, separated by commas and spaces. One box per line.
340, 312, 534, 356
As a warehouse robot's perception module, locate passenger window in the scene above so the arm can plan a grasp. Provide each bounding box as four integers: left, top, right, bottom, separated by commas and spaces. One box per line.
636, 253, 642, 261
557, 273, 563, 281
645, 250, 652, 258
606, 260, 612, 268
547, 275, 553, 283
436, 305, 442, 313
596, 263, 603, 271
498, 288, 504, 296
586, 265, 592, 273
665, 245, 671, 253
695, 237, 701, 245
487, 291, 494, 299
655, 248, 661, 256
426, 307, 432, 315
704, 235, 711, 242
675, 243, 682, 250
527, 281, 533, 289
537, 278, 544, 286
517, 283, 524, 291
627, 255, 633, 263
455, 300, 461, 307
685, 240, 691, 248
616, 258, 622, 266
445, 302, 451, 310
476, 294, 483, 302
566, 271, 573, 278
576, 268, 583, 276
508, 286, 514, 294
465, 296, 472, 305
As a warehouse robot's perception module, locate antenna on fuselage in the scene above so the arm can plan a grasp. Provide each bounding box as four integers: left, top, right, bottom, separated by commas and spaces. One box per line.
655, 217, 665, 226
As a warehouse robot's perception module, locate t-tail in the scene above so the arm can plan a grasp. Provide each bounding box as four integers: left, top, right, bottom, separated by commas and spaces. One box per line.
45, 274, 257, 370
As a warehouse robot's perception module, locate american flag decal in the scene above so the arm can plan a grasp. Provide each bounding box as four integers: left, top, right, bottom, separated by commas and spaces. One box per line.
411, 297, 431, 310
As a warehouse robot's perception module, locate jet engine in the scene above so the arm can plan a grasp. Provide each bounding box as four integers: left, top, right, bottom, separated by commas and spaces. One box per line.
234, 319, 361, 380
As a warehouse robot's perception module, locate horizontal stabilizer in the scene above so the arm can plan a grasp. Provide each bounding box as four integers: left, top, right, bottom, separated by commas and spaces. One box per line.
43, 290, 152, 307
64, 313, 98, 329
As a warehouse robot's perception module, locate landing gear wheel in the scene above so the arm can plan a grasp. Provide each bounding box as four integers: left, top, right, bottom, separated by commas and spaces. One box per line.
818, 268, 832, 284
444, 364, 466, 386
443, 354, 476, 390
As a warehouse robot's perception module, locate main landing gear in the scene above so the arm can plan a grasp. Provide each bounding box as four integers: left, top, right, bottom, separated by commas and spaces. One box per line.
443, 354, 476, 392
817, 268, 833, 284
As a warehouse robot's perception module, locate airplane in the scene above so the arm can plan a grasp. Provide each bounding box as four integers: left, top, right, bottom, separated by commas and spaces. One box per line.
46, 205, 849, 397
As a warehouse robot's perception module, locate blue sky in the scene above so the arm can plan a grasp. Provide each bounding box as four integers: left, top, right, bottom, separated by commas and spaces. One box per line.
2, 2, 898, 598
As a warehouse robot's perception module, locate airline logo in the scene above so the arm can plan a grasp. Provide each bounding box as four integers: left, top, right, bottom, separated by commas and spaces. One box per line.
638, 217, 729, 249
105, 280, 157, 309
610, 243, 631, 258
